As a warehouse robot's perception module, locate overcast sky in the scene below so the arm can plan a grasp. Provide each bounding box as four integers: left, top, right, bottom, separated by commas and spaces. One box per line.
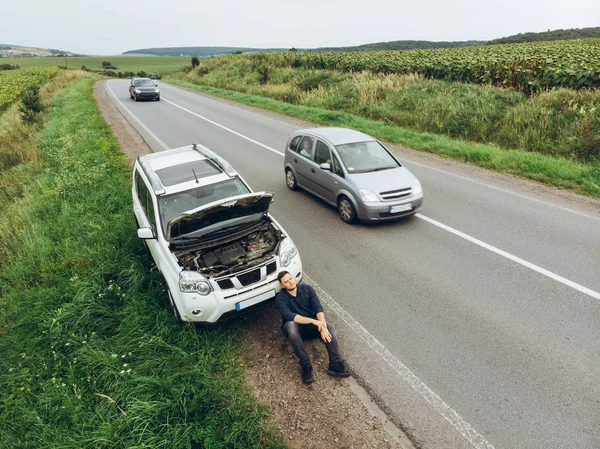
3, 0, 599, 55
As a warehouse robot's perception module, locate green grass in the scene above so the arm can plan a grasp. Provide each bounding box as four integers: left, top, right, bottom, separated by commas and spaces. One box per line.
1, 55, 190, 75
166, 77, 600, 197
0, 74, 286, 449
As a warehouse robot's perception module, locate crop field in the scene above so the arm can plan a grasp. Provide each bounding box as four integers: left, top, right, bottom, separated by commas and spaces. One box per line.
0, 67, 61, 110
0, 55, 190, 76
246, 39, 600, 94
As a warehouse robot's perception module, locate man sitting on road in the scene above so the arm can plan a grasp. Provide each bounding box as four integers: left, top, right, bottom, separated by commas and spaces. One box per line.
275, 270, 351, 384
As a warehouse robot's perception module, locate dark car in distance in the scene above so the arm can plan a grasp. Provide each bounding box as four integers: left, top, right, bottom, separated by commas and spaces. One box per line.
129, 78, 160, 101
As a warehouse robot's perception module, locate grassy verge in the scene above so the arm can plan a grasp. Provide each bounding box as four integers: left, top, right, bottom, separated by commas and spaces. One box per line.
0, 74, 285, 449
1, 55, 190, 76
166, 78, 600, 198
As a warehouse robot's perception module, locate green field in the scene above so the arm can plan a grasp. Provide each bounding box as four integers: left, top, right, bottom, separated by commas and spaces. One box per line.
0, 55, 190, 75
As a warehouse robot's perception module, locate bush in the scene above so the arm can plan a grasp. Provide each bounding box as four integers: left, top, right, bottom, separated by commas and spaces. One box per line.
0, 64, 20, 70
191, 56, 200, 68
19, 86, 45, 124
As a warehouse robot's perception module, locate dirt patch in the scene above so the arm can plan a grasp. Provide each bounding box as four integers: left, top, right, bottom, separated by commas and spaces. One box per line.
93, 80, 406, 449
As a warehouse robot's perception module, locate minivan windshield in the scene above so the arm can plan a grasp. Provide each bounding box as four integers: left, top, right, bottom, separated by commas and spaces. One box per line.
157, 178, 250, 236
335, 140, 399, 174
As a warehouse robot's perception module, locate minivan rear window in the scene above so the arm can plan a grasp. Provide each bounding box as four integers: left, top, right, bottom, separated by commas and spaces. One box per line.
155, 160, 221, 186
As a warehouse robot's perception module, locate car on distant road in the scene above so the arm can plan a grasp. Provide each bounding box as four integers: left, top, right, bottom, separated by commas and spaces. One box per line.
132, 143, 302, 323
129, 77, 160, 101
284, 127, 423, 223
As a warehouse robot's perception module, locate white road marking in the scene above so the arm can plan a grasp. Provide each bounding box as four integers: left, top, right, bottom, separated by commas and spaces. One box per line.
162, 98, 285, 156
105, 81, 169, 150
416, 213, 600, 300
402, 159, 600, 222
161, 83, 297, 128
306, 273, 496, 449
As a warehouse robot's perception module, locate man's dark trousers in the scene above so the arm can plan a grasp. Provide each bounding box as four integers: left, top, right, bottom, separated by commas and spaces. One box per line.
282, 321, 342, 366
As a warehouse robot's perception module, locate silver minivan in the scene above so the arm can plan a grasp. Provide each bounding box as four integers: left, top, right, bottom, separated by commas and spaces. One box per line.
284, 127, 423, 223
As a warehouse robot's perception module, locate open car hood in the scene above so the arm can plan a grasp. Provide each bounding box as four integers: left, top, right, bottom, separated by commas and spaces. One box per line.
166, 192, 273, 242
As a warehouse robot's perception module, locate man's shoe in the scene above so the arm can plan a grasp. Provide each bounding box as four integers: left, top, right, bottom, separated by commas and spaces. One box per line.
327, 362, 351, 378
301, 363, 313, 384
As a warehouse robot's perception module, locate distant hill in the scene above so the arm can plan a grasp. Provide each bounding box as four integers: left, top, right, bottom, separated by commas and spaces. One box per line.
122, 47, 287, 56
488, 26, 600, 44
313, 40, 486, 52
0, 44, 79, 58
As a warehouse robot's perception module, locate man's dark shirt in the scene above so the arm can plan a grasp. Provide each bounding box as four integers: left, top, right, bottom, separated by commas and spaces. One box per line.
275, 284, 324, 326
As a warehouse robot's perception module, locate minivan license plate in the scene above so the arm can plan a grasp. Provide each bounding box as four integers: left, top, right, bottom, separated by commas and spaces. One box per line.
389, 204, 412, 214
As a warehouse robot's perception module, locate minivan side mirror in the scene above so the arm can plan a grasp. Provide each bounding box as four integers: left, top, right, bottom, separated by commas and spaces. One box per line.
137, 228, 155, 239
319, 163, 331, 171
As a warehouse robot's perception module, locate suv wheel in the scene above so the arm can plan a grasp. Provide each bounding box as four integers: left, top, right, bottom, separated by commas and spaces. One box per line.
338, 196, 357, 224
285, 169, 297, 190
167, 289, 183, 323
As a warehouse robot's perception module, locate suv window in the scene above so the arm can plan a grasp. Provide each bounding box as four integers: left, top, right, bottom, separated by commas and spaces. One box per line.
289, 136, 302, 152
135, 171, 157, 231
155, 160, 220, 186
314, 141, 331, 165
298, 136, 314, 159
157, 178, 251, 236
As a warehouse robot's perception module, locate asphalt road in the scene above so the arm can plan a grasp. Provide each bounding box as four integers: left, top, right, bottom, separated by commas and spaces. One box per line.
106, 80, 600, 449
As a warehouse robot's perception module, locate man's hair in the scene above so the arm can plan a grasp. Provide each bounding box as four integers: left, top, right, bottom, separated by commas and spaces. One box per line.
277, 270, 291, 282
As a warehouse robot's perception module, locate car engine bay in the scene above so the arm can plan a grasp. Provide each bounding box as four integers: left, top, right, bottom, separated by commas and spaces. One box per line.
171, 220, 282, 277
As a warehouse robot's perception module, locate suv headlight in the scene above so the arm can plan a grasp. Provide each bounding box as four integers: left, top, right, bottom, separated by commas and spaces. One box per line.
279, 237, 298, 267
412, 180, 423, 195
179, 271, 212, 296
359, 189, 379, 203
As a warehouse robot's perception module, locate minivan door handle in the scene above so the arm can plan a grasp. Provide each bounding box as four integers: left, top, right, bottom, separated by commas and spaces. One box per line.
311, 168, 315, 173
294, 158, 298, 163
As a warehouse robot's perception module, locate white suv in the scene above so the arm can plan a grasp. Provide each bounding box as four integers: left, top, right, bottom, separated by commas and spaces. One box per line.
132, 143, 302, 323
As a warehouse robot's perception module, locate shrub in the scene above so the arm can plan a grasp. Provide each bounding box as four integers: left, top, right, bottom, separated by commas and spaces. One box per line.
191, 56, 200, 68
19, 86, 45, 124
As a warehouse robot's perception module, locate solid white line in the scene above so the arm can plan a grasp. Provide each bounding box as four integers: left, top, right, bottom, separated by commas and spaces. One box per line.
105, 81, 169, 150
161, 83, 297, 128
416, 213, 600, 300
305, 273, 496, 449
402, 159, 600, 222
162, 98, 284, 156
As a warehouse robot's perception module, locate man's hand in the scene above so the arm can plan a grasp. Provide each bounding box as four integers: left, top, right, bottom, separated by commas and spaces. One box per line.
319, 325, 332, 343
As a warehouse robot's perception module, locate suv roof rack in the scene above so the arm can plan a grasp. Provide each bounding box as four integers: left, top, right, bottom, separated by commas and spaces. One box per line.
192, 143, 237, 177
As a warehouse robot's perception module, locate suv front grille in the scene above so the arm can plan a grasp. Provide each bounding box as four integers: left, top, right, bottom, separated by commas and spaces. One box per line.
215, 260, 278, 291
379, 187, 411, 201
217, 278, 234, 289
237, 268, 262, 286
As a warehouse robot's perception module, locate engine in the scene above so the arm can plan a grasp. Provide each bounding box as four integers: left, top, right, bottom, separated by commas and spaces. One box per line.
172, 221, 281, 277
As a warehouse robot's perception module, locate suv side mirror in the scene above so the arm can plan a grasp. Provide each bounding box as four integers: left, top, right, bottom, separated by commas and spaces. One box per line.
137, 228, 155, 239
319, 163, 331, 171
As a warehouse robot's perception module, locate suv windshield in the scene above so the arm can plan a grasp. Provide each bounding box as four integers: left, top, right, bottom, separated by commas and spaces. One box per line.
135, 79, 155, 87
335, 140, 399, 174
157, 178, 250, 236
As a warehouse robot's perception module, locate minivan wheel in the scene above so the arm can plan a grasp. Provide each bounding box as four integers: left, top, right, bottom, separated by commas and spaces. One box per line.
338, 196, 357, 224
285, 169, 298, 191
167, 289, 183, 324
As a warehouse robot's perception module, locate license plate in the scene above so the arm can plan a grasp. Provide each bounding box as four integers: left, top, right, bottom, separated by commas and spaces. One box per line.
236, 289, 275, 311
389, 203, 412, 214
